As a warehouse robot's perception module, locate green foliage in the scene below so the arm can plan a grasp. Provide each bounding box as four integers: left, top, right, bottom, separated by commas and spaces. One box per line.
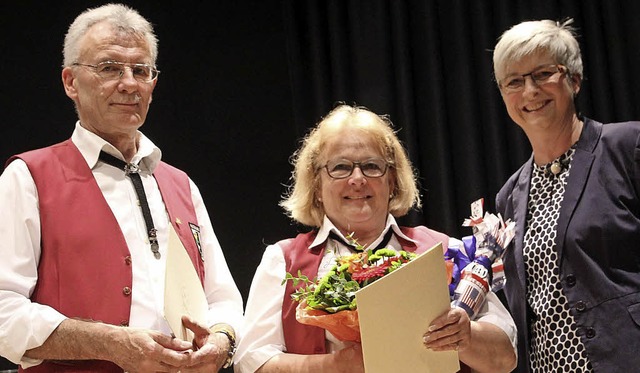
286, 263, 360, 313
282, 242, 418, 313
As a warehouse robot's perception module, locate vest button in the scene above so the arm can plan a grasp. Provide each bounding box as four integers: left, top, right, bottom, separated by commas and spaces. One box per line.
122, 286, 132, 296
124, 256, 132, 265
566, 274, 576, 287
585, 327, 596, 339
575, 300, 587, 312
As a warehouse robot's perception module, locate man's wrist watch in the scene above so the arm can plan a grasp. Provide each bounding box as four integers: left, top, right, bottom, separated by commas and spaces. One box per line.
212, 325, 236, 369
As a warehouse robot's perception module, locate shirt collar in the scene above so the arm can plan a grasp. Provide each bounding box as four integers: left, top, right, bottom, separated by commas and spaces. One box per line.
71, 121, 162, 172
310, 214, 416, 250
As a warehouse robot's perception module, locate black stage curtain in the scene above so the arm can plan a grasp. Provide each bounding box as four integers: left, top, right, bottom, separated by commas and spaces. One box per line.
282, 0, 640, 238
1, 3, 640, 369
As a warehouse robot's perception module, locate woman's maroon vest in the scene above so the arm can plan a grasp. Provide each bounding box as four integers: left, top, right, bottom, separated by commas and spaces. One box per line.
280, 227, 472, 372
281, 226, 449, 353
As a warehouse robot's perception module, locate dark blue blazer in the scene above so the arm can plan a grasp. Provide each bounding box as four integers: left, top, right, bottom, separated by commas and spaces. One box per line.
496, 117, 640, 373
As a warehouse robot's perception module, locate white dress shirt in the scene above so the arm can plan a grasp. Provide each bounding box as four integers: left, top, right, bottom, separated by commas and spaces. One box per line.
234, 215, 517, 373
0, 122, 243, 367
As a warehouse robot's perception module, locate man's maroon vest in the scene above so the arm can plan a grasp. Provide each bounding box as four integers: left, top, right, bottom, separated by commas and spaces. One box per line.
9, 139, 204, 372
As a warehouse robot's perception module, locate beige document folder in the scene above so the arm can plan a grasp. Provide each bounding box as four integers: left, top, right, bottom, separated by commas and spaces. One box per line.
164, 224, 208, 341
355, 242, 460, 373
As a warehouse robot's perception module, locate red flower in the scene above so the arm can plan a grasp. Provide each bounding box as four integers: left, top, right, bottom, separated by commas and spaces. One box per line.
351, 261, 390, 283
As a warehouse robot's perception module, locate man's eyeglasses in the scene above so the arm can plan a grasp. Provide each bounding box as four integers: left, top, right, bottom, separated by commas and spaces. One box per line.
72, 61, 160, 83
323, 158, 391, 179
499, 64, 567, 93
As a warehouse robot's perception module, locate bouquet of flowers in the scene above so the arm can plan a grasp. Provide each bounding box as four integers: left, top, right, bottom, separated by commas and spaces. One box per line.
446, 198, 515, 318
282, 235, 453, 342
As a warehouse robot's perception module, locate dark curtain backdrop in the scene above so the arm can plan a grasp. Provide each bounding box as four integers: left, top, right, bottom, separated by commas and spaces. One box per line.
284, 0, 640, 238
1, 1, 640, 370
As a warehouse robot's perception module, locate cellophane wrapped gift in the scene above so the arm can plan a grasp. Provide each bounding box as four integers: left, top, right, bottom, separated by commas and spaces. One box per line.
449, 198, 515, 318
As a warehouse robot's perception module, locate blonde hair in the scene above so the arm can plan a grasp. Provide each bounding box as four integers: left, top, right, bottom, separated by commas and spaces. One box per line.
280, 104, 421, 228
493, 18, 583, 83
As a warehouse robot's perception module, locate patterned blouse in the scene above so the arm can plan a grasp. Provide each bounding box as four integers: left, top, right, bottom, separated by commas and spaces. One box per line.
523, 146, 593, 372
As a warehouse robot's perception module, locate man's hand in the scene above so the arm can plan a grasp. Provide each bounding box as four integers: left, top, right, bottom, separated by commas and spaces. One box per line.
108, 327, 193, 372
179, 316, 232, 372
24, 319, 193, 373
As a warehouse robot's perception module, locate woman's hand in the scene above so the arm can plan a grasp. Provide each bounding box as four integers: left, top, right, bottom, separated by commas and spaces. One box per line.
422, 307, 517, 373
422, 307, 471, 351
331, 343, 365, 373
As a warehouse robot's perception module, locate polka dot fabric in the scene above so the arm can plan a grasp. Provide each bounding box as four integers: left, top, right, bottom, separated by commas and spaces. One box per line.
523, 148, 593, 372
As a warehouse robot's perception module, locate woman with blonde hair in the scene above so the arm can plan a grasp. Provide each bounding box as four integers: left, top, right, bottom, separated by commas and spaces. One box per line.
235, 104, 516, 373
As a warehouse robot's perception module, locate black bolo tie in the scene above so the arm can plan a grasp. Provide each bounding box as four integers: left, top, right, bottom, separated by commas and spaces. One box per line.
99, 151, 160, 259
328, 228, 394, 253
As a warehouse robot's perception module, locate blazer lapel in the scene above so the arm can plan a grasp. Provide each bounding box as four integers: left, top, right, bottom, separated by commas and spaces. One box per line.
555, 118, 601, 264
512, 156, 533, 293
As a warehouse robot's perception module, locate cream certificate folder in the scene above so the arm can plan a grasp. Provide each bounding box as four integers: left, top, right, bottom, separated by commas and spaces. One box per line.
355, 242, 460, 373
164, 224, 208, 341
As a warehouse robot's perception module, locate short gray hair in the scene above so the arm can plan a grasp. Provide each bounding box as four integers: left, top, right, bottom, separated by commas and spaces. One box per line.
493, 18, 583, 83
62, 3, 158, 67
